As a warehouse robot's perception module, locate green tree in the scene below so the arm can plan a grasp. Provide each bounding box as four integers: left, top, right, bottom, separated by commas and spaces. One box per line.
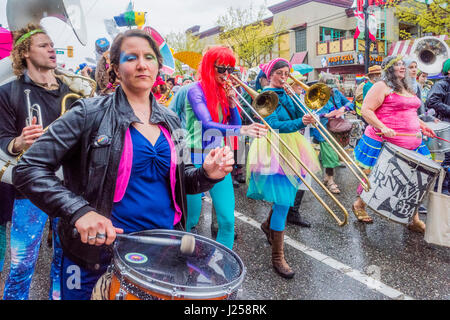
386, 0, 450, 39
217, 3, 283, 68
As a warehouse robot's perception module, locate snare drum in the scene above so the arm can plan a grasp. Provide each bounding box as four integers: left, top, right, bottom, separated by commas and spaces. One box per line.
424, 121, 450, 153
108, 229, 246, 300
361, 143, 441, 224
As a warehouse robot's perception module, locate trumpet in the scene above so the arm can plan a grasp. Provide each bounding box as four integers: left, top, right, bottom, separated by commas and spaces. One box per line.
226, 74, 348, 226
24, 89, 43, 126
283, 75, 371, 192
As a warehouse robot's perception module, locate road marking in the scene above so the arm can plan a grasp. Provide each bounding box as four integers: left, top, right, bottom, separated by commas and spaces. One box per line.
203, 197, 414, 300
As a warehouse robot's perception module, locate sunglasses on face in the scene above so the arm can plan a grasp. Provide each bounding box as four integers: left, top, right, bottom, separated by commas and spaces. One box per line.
215, 65, 235, 74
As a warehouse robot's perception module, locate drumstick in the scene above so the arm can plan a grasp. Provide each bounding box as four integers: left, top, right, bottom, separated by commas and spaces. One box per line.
375, 132, 450, 143
71, 229, 196, 255
375, 132, 422, 138
115, 233, 196, 255
431, 136, 450, 144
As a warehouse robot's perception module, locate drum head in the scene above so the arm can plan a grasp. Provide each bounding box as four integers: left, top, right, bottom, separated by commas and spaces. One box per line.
113, 229, 245, 299
424, 121, 450, 131
384, 143, 441, 172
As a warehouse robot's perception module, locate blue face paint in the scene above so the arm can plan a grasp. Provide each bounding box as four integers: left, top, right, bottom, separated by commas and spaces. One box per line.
119, 52, 137, 64
119, 52, 157, 65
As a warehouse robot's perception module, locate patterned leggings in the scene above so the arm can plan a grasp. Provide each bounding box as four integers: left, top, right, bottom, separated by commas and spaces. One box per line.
2, 199, 63, 300
0, 224, 6, 272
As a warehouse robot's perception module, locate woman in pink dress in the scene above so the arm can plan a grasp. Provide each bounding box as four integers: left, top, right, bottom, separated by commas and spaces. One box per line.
352, 55, 436, 233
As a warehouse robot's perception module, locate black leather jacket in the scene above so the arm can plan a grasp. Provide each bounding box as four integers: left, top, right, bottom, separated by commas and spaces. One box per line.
425, 76, 450, 122
13, 86, 221, 270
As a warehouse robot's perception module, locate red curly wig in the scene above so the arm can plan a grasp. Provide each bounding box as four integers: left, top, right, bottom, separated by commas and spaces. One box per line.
198, 46, 236, 123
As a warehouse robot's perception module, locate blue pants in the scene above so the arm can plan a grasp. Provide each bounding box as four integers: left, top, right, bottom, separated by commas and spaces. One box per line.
187, 173, 235, 249
2, 199, 63, 300
443, 152, 450, 194
60, 254, 107, 300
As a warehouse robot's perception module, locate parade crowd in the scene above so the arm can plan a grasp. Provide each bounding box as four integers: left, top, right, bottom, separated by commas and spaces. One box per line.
0, 23, 449, 300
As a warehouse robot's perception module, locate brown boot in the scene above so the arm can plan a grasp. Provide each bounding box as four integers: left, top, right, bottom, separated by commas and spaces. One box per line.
271, 230, 295, 279
260, 209, 273, 245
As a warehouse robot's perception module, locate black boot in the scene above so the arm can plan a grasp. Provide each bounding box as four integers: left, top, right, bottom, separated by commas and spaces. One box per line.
235, 165, 246, 183
287, 190, 311, 228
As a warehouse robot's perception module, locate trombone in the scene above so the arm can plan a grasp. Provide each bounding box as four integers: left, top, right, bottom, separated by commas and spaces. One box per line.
227, 74, 348, 226
283, 75, 371, 192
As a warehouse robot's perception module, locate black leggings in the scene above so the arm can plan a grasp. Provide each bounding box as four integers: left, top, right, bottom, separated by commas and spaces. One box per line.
325, 168, 334, 176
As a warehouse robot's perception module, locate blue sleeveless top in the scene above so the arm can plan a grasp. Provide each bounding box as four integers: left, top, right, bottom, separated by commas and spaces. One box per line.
111, 126, 174, 233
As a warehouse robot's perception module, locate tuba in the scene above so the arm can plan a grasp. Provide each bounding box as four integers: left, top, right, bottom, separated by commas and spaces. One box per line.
0, 0, 90, 184
409, 36, 450, 76
6, 0, 87, 45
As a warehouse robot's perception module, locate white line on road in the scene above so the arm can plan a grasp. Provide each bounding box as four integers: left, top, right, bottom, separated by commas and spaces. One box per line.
203, 197, 414, 300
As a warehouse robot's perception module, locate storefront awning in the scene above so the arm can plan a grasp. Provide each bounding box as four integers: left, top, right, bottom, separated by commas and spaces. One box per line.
388, 35, 449, 57
316, 64, 365, 75
290, 51, 307, 65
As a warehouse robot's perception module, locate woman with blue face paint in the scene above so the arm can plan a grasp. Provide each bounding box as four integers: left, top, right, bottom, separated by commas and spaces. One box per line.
12, 29, 236, 300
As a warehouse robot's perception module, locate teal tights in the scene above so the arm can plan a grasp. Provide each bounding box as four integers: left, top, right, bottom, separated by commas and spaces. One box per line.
186, 173, 235, 249
270, 204, 290, 232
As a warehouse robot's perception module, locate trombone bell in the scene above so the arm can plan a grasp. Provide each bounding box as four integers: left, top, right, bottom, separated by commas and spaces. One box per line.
253, 91, 279, 118
287, 75, 331, 110
306, 83, 331, 110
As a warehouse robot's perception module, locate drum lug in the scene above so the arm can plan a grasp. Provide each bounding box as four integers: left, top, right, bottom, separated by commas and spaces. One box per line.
115, 289, 127, 300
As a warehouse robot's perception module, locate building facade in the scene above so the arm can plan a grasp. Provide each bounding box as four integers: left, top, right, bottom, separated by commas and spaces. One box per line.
186, 0, 419, 94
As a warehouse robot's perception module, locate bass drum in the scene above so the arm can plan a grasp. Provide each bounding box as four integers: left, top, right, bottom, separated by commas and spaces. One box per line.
361, 143, 441, 225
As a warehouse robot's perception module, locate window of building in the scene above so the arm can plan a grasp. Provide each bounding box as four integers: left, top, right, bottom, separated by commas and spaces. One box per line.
295, 28, 307, 52
320, 27, 346, 42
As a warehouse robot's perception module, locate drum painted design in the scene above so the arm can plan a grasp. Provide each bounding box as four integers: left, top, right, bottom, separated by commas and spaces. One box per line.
423, 121, 450, 153
109, 229, 246, 300
361, 143, 441, 224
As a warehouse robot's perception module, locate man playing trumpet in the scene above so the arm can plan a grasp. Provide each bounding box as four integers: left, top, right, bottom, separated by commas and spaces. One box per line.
0, 24, 92, 300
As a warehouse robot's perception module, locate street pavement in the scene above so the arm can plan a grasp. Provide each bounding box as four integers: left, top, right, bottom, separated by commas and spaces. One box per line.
1, 165, 449, 300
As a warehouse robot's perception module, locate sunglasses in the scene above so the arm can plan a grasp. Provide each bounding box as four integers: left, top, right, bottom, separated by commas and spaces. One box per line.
215, 65, 235, 74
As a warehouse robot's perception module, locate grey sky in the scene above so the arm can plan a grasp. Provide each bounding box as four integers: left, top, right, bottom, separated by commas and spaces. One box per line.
0, 0, 281, 69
